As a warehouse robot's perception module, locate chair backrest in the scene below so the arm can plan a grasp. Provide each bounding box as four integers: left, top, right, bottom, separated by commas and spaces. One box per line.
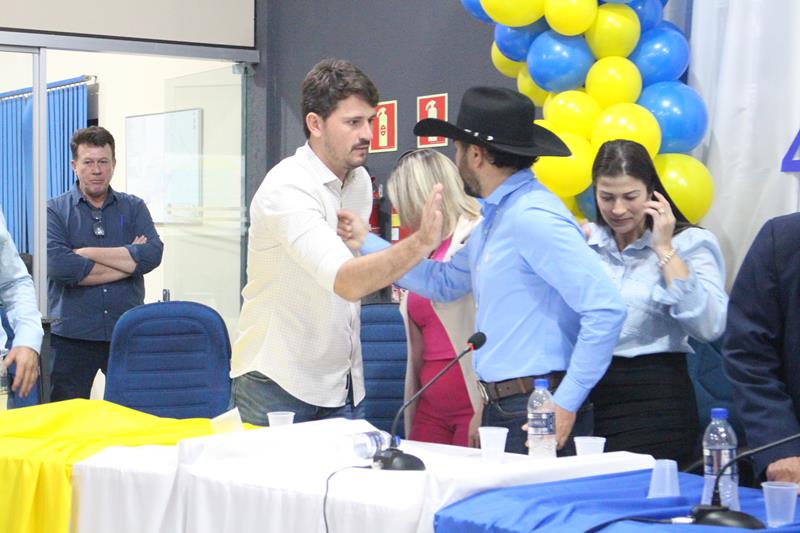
687, 337, 745, 447
360, 302, 407, 436
104, 301, 231, 419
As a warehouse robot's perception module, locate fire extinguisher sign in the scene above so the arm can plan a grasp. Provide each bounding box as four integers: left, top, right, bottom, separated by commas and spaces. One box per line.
417, 93, 448, 148
369, 100, 398, 153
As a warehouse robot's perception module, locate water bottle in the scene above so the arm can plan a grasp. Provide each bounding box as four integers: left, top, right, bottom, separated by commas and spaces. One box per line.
351, 430, 393, 459
528, 378, 557, 459
701, 407, 740, 510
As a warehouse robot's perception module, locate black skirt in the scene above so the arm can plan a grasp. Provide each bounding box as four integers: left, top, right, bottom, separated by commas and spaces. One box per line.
590, 353, 699, 469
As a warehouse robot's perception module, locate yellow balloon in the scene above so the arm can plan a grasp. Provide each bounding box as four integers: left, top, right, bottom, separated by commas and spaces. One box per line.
585, 4, 641, 58
517, 68, 550, 107
559, 194, 577, 212
533, 132, 594, 197
585, 56, 642, 108
558, 194, 587, 220
591, 103, 661, 158
481, 0, 545, 27
543, 90, 601, 139
534, 119, 561, 135
654, 154, 715, 223
491, 42, 524, 79
544, 0, 598, 36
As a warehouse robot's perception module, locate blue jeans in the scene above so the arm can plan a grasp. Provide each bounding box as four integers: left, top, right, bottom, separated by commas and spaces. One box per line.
483, 392, 594, 456
50, 335, 110, 401
233, 371, 364, 426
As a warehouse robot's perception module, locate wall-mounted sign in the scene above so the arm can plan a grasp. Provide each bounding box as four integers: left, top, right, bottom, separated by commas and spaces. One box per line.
417, 93, 448, 148
369, 100, 398, 153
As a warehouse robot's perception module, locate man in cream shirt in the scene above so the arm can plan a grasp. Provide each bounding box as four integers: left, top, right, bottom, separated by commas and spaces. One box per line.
232, 59, 444, 425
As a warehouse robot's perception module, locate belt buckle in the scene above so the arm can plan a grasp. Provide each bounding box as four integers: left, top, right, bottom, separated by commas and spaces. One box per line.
478, 381, 491, 404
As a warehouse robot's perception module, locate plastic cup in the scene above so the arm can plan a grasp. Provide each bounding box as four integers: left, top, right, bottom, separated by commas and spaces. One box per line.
267, 411, 295, 427
762, 481, 798, 527
647, 459, 680, 498
478, 426, 508, 463
210, 407, 244, 434
574, 436, 606, 455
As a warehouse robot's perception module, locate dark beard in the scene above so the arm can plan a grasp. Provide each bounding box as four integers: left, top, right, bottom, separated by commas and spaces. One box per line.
463, 181, 481, 198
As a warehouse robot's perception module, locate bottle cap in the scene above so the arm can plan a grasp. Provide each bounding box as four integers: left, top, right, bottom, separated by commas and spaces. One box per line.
711, 407, 728, 420
534, 378, 549, 389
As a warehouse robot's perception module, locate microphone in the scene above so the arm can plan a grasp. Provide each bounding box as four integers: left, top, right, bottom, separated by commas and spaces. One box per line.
689, 432, 800, 529
372, 332, 487, 470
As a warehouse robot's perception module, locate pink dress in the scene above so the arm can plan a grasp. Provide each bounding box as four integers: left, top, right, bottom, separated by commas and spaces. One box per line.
406, 236, 474, 446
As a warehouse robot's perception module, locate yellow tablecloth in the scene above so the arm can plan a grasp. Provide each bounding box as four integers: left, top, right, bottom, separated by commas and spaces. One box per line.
0, 399, 212, 533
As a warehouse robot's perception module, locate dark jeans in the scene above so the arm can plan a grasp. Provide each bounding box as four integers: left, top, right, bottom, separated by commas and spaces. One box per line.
50, 334, 110, 401
483, 392, 594, 456
233, 371, 364, 426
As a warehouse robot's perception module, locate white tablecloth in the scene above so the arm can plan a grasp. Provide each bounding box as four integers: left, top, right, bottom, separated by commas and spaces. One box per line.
72, 419, 654, 533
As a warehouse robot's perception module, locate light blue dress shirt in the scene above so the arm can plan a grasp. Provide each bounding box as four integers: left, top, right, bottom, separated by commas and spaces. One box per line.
364, 169, 626, 412
0, 209, 43, 352
586, 223, 727, 356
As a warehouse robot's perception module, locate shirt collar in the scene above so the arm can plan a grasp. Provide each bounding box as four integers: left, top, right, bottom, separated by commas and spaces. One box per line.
297, 142, 359, 187
480, 168, 532, 214
69, 182, 118, 208
588, 223, 652, 251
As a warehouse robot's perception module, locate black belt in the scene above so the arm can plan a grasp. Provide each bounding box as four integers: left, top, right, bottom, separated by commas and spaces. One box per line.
478, 371, 566, 404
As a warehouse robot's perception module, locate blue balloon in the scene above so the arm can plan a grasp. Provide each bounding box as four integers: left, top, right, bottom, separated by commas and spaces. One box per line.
637, 81, 708, 153
576, 185, 597, 223
528, 31, 594, 93
604, 0, 633, 3
494, 19, 549, 62
628, 0, 663, 32
628, 22, 689, 86
659, 19, 682, 33
461, 0, 493, 23
661, 0, 669, 5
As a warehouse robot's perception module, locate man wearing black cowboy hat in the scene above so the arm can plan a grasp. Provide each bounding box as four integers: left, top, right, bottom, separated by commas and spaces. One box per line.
354, 86, 626, 455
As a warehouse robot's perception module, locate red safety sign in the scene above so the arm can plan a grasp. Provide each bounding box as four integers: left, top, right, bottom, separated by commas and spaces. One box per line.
369, 100, 398, 153
417, 93, 448, 148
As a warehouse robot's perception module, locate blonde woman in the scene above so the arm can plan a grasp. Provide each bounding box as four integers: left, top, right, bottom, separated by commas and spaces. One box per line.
385, 149, 483, 447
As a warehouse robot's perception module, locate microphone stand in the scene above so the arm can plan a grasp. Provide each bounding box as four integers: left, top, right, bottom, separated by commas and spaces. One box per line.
372, 333, 485, 471
691, 432, 800, 529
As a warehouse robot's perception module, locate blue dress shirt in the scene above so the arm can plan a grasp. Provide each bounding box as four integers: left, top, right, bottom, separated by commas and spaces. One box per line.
587, 223, 727, 356
364, 169, 626, 412
0, 209, 43, 352
47, 184, 163, 341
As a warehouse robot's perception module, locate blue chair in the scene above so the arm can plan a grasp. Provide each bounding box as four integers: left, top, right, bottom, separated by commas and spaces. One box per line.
687, 338, 742, 440
104, 301, 231, 419
360, 302, 407, 436
687, 338, 756, 484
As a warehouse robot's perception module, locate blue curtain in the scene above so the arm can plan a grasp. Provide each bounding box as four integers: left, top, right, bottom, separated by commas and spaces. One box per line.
0, 77, 88, 253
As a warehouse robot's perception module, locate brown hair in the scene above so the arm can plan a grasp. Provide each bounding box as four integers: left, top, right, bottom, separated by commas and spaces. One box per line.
70, 126, 116, 160
592, 139, 691, 234
301, 59, 379, 138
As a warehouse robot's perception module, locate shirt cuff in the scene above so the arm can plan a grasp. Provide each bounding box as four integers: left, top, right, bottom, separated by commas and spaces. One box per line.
553, 373, 591, 412
652, 271, 701, 309
124, 244, 141, 263
362, 233, 391, 255
11, 330, 43, 354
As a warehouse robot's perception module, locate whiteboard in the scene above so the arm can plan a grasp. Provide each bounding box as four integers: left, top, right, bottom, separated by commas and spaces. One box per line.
126, 109, 202, 223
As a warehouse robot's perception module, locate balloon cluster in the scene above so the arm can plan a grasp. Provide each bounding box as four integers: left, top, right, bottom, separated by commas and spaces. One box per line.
461, 0, 713, 223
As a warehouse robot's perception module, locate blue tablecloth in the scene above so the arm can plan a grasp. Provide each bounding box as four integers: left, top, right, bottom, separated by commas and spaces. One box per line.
435, 469, 800, 532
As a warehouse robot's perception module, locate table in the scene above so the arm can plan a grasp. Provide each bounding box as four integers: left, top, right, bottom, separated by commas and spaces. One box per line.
435, 469, 800, 532
72, 418, 655, 533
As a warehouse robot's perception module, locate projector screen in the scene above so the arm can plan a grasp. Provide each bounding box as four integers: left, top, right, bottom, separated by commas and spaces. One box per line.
1, 0, 254, 48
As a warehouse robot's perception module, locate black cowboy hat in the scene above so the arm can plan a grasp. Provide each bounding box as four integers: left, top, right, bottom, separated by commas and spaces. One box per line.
414, 86, 570, 158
